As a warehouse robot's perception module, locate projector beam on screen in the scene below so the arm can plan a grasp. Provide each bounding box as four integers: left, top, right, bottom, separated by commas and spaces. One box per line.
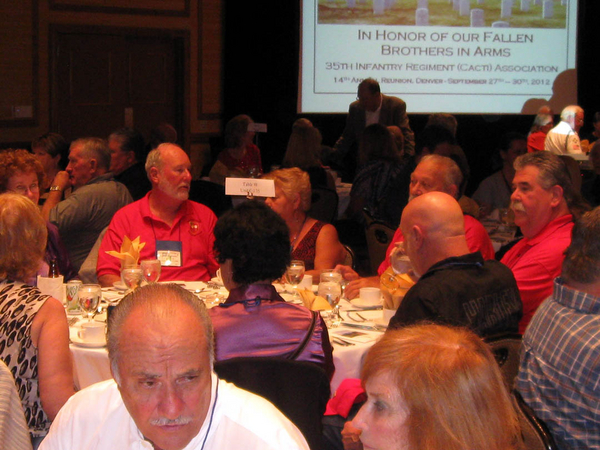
299, 0, 578, 115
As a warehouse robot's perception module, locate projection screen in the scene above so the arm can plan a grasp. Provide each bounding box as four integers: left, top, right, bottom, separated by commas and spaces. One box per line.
299, 0, 578, 114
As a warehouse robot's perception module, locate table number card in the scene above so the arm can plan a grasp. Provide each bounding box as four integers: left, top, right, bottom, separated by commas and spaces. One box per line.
225, 178, 275, 198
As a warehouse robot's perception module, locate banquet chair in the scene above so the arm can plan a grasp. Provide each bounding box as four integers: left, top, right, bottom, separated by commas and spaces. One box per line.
0, 360, 33, 450
78, 226, 108, 283
364, 219, 395, 274
513, 390, 558, 450
484, 332, 522, 389
342, 244, 356, 270
309, 187, 339, 224
214, 357, 330, 450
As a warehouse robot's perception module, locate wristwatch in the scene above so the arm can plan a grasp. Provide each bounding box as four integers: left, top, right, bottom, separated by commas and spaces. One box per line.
49, 185, 62, 192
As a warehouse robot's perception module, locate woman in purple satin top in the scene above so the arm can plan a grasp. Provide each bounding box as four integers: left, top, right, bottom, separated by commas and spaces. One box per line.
209, 201, 334, 379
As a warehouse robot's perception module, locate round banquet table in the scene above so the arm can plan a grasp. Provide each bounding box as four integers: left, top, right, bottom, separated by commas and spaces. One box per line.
68, 282, 385, 395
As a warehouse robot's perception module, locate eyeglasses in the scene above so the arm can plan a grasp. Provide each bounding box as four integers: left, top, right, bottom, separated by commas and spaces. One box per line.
10, 183, 40, 196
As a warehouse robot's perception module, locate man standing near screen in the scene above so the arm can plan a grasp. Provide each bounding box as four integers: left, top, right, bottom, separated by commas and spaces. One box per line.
331, 78, 414, 178
544, 105, 584, 154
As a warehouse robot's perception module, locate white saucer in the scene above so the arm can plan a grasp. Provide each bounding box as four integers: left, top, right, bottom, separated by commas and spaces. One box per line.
112, 281, 127, 291
350, 297, 383, 309
70, 335, 106, 348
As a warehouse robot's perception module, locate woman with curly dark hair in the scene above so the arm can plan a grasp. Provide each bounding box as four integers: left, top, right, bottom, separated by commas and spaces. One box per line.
208, 200, 334, 378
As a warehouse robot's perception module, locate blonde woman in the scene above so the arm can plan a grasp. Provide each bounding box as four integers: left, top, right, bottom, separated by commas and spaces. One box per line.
0, 193, 74, 445
352, 324, 520, 450
263, 168, 346, 278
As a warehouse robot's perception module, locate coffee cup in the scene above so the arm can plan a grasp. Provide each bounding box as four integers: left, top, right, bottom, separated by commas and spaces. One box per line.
78, 322, 105, 344
359, 287, 381, 306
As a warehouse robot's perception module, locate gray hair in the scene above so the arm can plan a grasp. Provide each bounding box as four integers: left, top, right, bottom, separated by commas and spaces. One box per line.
107, 283, 214, 384
419, 154, 463, 199
560, 105, 583, 122
513, 152, 574, 205
562, 207, 600, 285
71, 137, 111, 171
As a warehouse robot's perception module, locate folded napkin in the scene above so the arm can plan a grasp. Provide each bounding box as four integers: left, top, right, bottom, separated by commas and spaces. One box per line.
106, 235, 146, 266
297, 288, 332, 311
380, 267, 416, 310
324, 378, 366, 417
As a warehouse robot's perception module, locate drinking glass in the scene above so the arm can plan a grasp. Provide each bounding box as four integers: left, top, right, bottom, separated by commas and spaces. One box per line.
318, 271, 342, 327
121, 265, 143, 292
79, 284, 101, 322
140, 259, 161, 283
286, 260, 305, 299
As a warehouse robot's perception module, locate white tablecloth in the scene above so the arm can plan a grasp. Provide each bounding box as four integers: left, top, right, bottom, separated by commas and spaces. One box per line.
68, 283, 383, 395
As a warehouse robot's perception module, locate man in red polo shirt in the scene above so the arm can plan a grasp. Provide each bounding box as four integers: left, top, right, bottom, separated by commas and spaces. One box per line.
340, 154, 494, 299
501, 152, 579, 333
97, 143, 219, 285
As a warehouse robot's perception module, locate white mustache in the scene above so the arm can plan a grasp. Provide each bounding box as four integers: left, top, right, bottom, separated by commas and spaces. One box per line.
510, 201, 526, 212
151, 416, 193, 426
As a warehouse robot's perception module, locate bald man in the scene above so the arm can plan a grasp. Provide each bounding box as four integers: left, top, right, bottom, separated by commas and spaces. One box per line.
388, 192, 522, 336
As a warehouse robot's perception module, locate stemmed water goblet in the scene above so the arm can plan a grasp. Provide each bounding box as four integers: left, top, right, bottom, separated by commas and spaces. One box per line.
78, 284, 101, 322
318, 271, 343, 327
140, 259, 161, 284
121, 264, 143, 293
286, 260, 305, 300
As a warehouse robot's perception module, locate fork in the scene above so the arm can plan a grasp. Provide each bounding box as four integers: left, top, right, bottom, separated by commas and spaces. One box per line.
332, 337, 354, 347
346, 311, 366, 322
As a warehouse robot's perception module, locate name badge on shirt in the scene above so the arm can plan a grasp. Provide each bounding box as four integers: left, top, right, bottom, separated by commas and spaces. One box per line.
156, 240, 182, 267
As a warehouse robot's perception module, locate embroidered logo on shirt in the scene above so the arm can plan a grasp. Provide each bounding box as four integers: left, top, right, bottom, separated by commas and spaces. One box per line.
189, 220, 200, 235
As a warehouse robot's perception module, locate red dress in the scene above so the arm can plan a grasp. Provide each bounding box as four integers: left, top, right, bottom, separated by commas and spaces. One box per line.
292, 221, 326, 271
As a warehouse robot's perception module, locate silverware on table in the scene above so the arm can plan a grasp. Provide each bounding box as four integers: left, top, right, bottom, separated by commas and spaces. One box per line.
341, 322, 386, 332
346, 311, 366, 322
332, 337, 354, 347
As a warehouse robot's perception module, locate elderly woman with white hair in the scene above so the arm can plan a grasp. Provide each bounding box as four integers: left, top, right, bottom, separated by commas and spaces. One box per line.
262, 168, 346, 278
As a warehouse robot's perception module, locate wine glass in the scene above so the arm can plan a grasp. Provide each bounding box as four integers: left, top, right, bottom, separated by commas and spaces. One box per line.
121, 265, 143, 292
140, 259, 161, 284
286, 260, 305, 300
79, 284, 101, 322
318, 271, 342, 327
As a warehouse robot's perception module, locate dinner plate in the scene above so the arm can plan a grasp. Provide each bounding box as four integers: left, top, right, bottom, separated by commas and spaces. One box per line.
112, 281, 127, 291
350, 297, 383, 309
70, 335, 106, 348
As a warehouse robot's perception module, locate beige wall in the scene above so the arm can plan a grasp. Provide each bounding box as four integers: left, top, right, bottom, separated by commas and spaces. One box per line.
0, 0, 222, 177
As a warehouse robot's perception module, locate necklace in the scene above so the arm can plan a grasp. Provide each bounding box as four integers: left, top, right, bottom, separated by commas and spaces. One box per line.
290, 213, 308, 250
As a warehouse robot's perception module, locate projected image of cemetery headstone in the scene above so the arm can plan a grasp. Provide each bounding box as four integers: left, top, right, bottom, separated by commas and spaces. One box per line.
318, 0, 566, 27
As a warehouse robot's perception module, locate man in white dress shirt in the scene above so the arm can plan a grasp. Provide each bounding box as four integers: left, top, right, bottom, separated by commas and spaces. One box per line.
40, 284, 309, 450
545, 105, 584, 154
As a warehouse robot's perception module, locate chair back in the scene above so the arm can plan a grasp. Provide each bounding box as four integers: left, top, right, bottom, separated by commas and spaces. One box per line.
342, 244, 356, 270
513, 390, 558, 450
188, 179, 233, 217
78, 226, 108, 283
309, 187, 338, 224
484, 332, 522, 389
214, 357, 330, 450
0, 360, 33, 450
364, 220, 396, 274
